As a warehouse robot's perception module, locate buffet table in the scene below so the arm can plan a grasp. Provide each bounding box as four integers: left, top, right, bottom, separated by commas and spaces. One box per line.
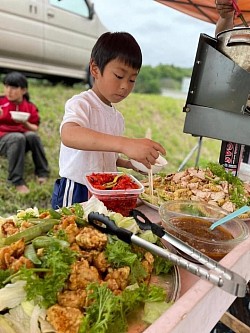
136, 204, 250, 333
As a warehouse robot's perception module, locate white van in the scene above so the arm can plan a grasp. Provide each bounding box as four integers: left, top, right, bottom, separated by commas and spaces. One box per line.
0, 0, 107, 85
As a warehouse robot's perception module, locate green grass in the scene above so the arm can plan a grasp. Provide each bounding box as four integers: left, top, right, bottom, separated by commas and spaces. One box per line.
0, 82, 221, 216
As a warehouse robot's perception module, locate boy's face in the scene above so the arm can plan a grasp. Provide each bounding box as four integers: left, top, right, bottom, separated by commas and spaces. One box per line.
4, 85, 26, 103
90, 58, 139, 105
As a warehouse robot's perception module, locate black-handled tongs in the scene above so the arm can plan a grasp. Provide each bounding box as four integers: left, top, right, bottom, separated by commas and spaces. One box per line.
88, 210, 247, 297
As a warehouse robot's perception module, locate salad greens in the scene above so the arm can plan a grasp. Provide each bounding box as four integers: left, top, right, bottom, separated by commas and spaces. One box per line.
80, 282, 167, 333
0, 202, 175, 333
21, 241, 77, 308
207, 162, 250, 208
105, 238, 147, 284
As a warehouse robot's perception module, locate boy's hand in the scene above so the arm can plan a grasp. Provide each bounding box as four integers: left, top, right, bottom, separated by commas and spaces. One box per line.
122, 138, 166, 169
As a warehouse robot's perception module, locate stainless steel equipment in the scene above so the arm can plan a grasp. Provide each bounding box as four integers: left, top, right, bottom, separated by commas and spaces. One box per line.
183, 33, 250, 146
217, 28, 250, 72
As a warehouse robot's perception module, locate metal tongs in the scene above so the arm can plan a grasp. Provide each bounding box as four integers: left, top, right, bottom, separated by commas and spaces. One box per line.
88, 210, 247, 297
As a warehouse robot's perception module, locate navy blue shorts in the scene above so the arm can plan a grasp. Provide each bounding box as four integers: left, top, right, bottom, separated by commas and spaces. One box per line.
51, 177, 88, 209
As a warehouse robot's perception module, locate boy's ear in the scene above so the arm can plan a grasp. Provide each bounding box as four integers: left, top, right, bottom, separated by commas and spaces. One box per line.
89, 59, 99, 79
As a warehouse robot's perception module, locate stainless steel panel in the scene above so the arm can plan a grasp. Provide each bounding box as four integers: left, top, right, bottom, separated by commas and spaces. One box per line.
183, 104, 250, 146
185, 34, 250, 115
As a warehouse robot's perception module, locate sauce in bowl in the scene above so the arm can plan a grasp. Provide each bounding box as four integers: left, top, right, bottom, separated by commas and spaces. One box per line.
166, 216, 234, 261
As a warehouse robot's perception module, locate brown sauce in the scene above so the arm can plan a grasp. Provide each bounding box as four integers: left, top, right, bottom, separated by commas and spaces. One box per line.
168, 216, 234, 261
171, 216, 234, 241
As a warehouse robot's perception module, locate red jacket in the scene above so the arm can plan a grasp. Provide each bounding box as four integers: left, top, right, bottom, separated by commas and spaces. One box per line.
0, 96, 40, 138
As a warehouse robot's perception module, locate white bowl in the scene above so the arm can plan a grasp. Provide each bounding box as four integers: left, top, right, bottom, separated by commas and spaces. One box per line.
10, 111, 30, 122
131, 155, 168, 174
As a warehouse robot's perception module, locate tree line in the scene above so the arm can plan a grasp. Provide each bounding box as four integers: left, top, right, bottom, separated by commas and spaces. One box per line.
134, 64, 193, 94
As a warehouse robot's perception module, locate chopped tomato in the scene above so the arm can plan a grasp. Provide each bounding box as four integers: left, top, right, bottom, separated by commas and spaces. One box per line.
86, 173, 139, 190
86, 173, 141, 216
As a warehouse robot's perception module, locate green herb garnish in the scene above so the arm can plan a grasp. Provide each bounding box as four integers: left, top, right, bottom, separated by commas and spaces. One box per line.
105, 239, 147, 283
16, 240, 77, 308
80, 282, 167, 333
207, 162, 250, 208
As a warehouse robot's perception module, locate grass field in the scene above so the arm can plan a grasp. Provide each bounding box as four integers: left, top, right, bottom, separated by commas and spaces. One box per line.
0, 81, 221, 216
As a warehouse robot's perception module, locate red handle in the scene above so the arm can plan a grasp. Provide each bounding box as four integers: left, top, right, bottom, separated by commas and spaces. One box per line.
232, 0, 241, 16
232, 0, 249, 27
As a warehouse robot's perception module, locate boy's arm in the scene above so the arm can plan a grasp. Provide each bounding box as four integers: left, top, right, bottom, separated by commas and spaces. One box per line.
61, 122, 166, 169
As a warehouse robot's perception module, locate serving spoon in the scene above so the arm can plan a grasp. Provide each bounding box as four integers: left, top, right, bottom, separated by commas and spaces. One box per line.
209, 205, 250, 231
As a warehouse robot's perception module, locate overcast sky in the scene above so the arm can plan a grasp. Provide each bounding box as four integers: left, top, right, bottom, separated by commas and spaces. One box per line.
93, 0, 216, 68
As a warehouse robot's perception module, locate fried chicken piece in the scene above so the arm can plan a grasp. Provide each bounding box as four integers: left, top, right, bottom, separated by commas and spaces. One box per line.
68, 259, 100, 290
70, 243, 96, 263
39, 211, 51, 219
0, 239, 25, 269
70, 242, 81, 252
1, 220, 19, 236
20, 220, 35, 231
93, 251, 110, 273
46, 304, 83, 333
57, 289, 87, 309
104, 266, 130, 292
54, 215, 80, 244
9, 256, 34, 271
142, 252, 154, 275
75, 226, 108, 251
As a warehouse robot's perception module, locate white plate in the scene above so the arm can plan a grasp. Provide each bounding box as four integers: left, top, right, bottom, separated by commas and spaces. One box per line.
139, 197, 159, 211
131, 155, 168, 174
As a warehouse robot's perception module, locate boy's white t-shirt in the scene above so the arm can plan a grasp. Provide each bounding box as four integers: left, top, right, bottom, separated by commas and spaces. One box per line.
59, 89, 125, 185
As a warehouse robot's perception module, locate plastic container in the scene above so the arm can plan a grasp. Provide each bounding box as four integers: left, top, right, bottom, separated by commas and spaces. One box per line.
159, 200, 249, 261
84, 172, 144, 216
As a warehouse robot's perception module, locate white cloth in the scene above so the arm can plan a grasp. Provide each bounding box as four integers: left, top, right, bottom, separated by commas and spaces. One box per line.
59, 89, 125, 185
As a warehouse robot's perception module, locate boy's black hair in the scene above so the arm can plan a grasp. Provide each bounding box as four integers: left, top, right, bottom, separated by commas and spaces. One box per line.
91, 32, 142, 74
3, 71, 30, 101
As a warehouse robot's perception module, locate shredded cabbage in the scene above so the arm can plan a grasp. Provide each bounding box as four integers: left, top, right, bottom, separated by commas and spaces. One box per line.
0, 280, 26, 311
108, 212, 140, 234
16, 207, 39, 219
0, 316, 17, 333
143, 301, 172, 324
4, 305, 31, 333
81, 196, 108, 219
139, 229, 158, 243
30, 304, 44, 333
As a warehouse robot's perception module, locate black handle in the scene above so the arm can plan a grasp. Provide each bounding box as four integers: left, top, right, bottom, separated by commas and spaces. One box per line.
88, 212, 133, 244
130, 209, 152, 230
130, 209, 165, 238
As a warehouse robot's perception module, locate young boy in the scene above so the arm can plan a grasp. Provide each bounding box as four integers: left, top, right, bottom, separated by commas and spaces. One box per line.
52, 31, 166, 209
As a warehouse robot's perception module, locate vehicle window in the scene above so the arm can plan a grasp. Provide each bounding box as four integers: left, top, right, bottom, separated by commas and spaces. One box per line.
49, 0, 89, 17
